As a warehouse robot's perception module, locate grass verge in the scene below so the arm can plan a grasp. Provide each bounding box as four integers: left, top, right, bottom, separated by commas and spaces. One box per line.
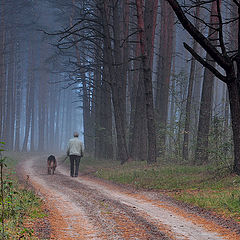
80, 157, 240, 221
0, 153, 46, 239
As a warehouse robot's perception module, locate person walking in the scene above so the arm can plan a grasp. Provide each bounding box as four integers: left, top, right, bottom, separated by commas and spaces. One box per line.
67, 132, 84, 177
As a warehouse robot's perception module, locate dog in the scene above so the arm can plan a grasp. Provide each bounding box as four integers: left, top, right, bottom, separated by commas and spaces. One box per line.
47, 155, 57, 175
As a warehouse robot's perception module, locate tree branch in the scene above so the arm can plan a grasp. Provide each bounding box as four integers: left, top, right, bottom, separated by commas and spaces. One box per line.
216, 0, 227, 57
166, 0, 231, 71
183, 42, 227, 83
233, 0, 240, 7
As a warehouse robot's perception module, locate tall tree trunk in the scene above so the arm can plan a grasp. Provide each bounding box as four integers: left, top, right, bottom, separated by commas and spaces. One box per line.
59, 90, 66, 150
112, 0, 128, 161
89, 76, 95, 154
100, 70, 113, 159
227, 73, 240, 174
182, 4, 200, 161
101, 0, 129, 164
95, 47, 113, 160
121, 0, 129, 129
129, 12, 147, 161
130, 69, 148, 160
224, 86, 229, 134
167, 21, 176, 154
54, 83, 61, 151
82, 75, 92, 153
75, 45, 92, 153
169, 76, 175, 154
49, 82, 56, 150
94, 48, 102, 159
22, 77, 31, 151
155, 1, 174, 158
128, 40, 138, 157
5, 37, 14, 150
14, 41, 23, 151
0, 0, 5, 140
15, 75, 21, 150
135, 0, 158, 163
194, 1, 220, 164
192, 61, 203, 136
22, 43, 35, 151
38, 63, 47, 151
124, 0, 131, 133
30, 96, 35, 152
29, 50, 36, 152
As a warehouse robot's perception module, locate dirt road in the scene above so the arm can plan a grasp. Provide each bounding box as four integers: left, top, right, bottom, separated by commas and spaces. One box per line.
19, 155, 240, 239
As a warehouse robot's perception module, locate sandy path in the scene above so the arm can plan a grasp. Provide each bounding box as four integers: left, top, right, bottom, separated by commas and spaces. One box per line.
20, 155, 240, 239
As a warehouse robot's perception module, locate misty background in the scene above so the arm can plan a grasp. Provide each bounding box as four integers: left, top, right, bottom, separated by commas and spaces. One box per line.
0, 0, 236, 167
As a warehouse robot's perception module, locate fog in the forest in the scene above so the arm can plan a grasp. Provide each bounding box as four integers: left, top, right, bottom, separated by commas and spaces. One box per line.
0, 0, 238, 169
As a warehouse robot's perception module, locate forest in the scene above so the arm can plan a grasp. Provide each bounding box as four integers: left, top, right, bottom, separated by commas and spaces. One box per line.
0, 0, 238, 171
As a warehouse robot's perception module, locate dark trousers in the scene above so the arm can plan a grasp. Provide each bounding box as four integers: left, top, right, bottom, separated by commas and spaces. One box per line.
70, 155, 81, 177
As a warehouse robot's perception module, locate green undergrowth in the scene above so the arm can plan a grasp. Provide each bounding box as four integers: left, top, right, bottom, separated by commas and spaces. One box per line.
1, 154, 46, 239
172, 175, 240, 221
80, 157, 240, 221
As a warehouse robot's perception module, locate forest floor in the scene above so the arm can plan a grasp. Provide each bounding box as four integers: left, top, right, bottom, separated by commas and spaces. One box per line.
17, 154, 240, 240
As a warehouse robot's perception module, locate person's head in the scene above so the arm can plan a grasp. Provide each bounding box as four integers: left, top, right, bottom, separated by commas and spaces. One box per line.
73, 132, 79, 137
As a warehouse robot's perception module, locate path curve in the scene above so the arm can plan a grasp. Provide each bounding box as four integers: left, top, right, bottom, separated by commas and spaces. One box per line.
20, 155, 240, 240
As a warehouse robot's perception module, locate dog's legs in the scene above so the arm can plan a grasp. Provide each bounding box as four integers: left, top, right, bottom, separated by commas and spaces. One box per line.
50, 161, 53, 175
48, 159, 57, 175
48, 159, 51, 174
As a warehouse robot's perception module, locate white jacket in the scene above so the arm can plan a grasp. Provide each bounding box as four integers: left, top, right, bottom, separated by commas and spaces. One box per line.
67, 137, 84, 156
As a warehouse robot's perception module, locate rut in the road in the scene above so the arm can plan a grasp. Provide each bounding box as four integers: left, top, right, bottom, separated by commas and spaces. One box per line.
50, 175, 170, 239
21, 156, 240, 240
